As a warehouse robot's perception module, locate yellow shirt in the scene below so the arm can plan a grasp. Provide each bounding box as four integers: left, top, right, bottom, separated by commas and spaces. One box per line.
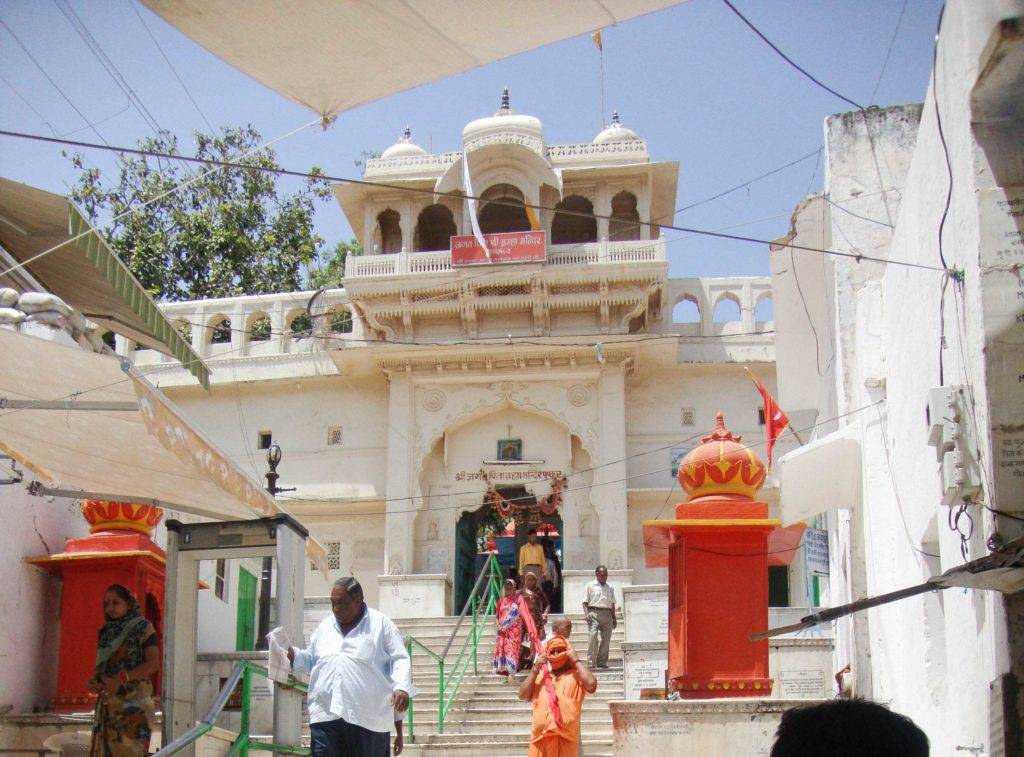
519, 542, 548, 578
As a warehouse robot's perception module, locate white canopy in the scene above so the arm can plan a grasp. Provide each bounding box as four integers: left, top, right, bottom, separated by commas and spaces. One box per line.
776, 425, 862, 525
142, 0, 683, 117
0, 327, 326, 566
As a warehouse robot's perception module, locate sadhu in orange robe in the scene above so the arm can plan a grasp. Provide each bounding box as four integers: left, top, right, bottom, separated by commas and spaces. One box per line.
528, 640, 597, 757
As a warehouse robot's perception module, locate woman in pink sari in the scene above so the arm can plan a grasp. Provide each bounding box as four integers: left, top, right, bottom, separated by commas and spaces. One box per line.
493, 578, 523, 679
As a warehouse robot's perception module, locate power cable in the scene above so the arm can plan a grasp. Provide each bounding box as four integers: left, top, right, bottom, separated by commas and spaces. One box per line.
0, 18, 113, 147
0, 119, 322, 280
719, 0, 864, 111
53, 0, 164, 137
0, 129, 953, 275
869, 0, 909, 105
0, 72, 59, 136
661, 148, 822, 219
126, 0, 214, 133
823, 194, 895, 229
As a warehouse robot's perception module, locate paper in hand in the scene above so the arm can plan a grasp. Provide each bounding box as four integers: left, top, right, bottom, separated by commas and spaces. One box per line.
266, 626, 291, 684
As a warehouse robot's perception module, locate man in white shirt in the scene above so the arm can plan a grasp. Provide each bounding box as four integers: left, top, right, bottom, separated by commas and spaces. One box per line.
582, 565, 616, 669
288, 577, 411, 756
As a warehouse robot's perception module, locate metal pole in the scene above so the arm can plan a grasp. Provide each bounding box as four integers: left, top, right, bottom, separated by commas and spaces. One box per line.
239, 664, 252, 757
272, 520, 306, 746
405, 639, 415, 744
162, 522, 200, 757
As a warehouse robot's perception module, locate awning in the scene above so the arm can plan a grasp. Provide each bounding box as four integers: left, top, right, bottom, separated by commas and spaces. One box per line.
0, 327, 325, 567
776, 425, 861, 524
141, 0, 684, 118
0, 178, 209, 389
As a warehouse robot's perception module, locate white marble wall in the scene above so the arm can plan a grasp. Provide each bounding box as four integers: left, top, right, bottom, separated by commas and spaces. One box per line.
378, 574, 451, 619
622, 584, 669, 643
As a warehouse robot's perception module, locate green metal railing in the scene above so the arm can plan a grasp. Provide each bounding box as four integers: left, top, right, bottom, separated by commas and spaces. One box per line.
403, 552, 503, 742
155, 660, 309, 757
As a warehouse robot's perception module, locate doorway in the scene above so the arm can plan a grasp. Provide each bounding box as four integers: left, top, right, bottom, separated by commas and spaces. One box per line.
235, 567, 257, 651
453, 486, 563, 612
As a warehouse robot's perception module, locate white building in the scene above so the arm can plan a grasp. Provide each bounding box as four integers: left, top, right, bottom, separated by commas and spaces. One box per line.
127, 96, 795, 618
772, 0, 1024, 752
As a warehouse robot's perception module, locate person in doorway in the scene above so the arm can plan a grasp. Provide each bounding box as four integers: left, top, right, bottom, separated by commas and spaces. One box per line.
518, 635, 597, 756
769, 699, 928, 756
87, 584, 160, 757
541, 539, 561, 612
493, 578, 524, 680
288, 577, 411, 757
582, 565, 616, 669
518, 529, 547, 582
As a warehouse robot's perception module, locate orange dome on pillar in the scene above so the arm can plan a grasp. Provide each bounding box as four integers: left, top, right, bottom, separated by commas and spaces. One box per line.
81, 499, 163, 537
678, 412, 766, 503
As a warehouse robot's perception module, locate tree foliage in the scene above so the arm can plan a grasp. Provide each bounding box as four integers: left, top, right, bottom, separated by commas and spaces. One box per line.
67, 126, 330, 301
304, 238, 362, 289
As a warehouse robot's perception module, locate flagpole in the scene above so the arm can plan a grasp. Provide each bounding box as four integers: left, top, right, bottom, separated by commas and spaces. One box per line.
593, 29, 606, 128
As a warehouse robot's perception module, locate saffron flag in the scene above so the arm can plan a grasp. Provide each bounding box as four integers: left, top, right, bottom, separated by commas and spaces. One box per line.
746, 366, 790, 468
462, 149, 490, 260
592, 29, 603, 51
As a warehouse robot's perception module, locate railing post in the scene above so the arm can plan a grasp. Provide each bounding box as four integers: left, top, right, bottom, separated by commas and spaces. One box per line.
405, 638, 415, 745
238, 663, 252, 757
471, 595, 479, 675
438, 659, 446, 735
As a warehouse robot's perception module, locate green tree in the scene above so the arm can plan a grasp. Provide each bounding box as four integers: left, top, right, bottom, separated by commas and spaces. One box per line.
304, 238, 362, 289
66, 126, 330, 301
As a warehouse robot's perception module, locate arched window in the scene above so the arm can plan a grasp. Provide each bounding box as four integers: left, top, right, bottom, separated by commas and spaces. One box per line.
609, 191, 641, 241
330, 307, 353, 334
209, 315, 231, 344
478, 184, 531, 235
672, 297, 701, 324
754, 294, 774, 323
551, 195, 597, 244
713, 295, 742, 323
288, 311, 312, 337
249, 313, 271, 342
377, 209, 402, 254
414, 204, 457, 251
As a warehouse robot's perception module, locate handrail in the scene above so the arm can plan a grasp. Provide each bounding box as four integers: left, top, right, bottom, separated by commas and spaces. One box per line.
155, 660, 308, 757
402, 551, 503, 740
442, 550, 500, 658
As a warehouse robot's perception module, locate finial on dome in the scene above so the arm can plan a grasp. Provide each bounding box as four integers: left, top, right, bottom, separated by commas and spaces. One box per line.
501, 86, 510, 111
702, 412, 742, 444
402, 126, 412, 141
611, 110, 621, 125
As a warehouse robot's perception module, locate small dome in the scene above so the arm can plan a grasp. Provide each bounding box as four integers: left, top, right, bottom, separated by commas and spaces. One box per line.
593, 111, 640, 144
463, 86, 544, 144
381, 127, 427, 159
677, 413, 766, 502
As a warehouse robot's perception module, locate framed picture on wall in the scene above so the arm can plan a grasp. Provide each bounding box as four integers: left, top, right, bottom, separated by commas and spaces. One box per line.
497, 438, 523, 461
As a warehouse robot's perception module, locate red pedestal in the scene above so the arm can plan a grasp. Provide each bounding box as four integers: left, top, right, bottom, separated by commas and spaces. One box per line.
644, 413, 780, 699
27, 502, 165, 711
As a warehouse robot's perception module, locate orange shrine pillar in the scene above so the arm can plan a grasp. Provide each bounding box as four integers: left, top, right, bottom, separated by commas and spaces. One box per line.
643, 413, 779, 698
27, 500, 165, 711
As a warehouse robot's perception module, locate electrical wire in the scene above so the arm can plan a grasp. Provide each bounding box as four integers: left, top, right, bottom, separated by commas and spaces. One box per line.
719, 0, 864, 111
0, 119, 322, 280
869, 0, 909, 105
823, 194, 895, 229
126, 0, 214, 133
0, 129, 953, 275
0, 18, 113, 147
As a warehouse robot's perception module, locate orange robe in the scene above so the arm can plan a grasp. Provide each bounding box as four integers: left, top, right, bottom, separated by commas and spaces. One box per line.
528, 667, 592, 757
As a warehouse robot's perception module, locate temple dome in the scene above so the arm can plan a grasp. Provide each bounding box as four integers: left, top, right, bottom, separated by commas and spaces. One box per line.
462, 86, 544, 146
381, 127, 427, 159
593, 111, 640, 144
677, 413, 766, 502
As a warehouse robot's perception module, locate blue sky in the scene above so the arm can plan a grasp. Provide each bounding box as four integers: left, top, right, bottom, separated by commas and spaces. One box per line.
0, 0, 942, 280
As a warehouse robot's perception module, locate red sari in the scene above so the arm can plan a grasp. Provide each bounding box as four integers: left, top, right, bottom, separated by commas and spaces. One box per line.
493, 593, 523, 677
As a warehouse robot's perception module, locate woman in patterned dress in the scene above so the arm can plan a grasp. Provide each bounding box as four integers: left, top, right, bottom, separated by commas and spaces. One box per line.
493, 578, 524, 679
88, 585, 160, 757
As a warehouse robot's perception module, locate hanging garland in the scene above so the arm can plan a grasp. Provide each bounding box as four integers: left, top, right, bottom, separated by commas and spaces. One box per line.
538, 476, 567, 516
485, 475, 566, 518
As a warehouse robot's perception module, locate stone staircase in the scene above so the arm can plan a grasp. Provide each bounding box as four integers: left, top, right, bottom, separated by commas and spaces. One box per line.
394, 613, 624, 756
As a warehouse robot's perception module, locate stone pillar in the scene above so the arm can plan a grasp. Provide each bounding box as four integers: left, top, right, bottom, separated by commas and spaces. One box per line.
383, 373, 415, 578
593, 366, 628, 569
595, 185, 611, 242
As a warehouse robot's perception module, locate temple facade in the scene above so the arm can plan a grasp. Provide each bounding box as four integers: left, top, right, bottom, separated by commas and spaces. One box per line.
127, 95, 792, 618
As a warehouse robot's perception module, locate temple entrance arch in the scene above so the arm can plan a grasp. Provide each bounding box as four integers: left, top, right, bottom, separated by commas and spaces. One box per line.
454, 486, 563, 612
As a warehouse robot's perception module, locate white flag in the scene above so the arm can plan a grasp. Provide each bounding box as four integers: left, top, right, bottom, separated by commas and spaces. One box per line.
462, 149, 491, 261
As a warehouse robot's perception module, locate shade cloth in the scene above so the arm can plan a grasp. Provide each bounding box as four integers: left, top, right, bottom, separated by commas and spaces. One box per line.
142, 0, 684, 117
0, 327, 326, 568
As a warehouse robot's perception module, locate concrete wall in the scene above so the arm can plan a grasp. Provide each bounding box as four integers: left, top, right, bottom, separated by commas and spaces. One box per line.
0, 477, 87, 712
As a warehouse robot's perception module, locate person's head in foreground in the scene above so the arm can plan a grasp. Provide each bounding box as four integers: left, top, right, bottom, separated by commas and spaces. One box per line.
770, 698, 928, 757
550, 616, 572, 639
330, 576, 364, 627
543, 635, 573, 672
595, 565, 608, 585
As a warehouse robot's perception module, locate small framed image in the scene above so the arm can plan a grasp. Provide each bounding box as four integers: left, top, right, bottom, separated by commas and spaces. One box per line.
671, 447, 692, 480
497, 438, 523, 462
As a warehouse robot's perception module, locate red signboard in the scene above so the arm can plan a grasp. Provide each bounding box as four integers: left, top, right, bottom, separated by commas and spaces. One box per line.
450, 230, 546, 265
